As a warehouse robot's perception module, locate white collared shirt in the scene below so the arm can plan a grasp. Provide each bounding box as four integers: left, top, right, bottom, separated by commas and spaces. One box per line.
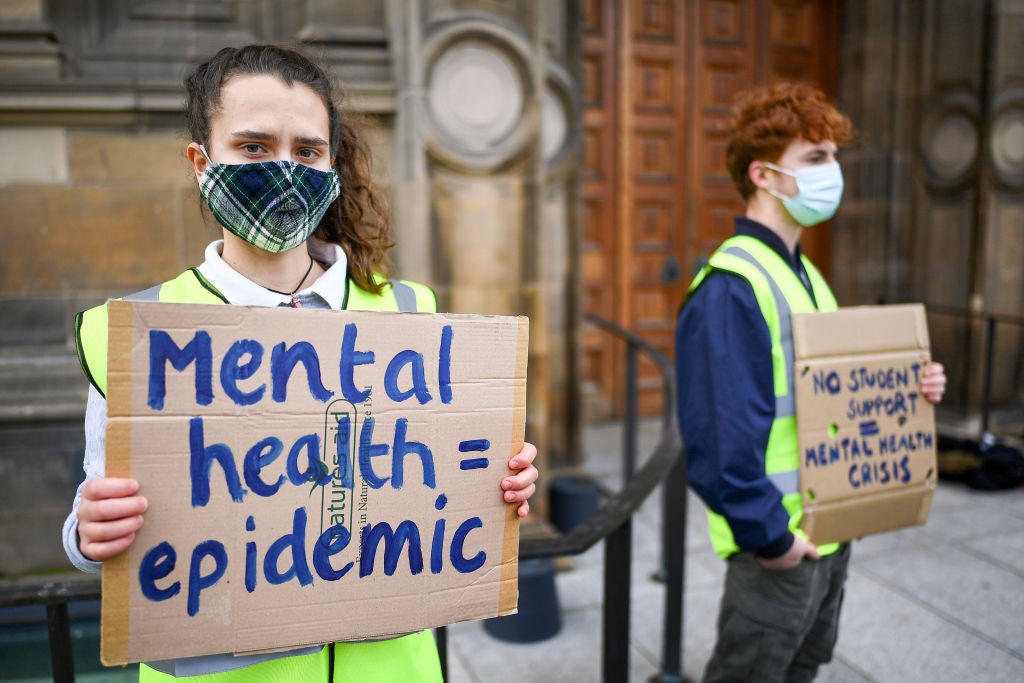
197, 237, 349, 309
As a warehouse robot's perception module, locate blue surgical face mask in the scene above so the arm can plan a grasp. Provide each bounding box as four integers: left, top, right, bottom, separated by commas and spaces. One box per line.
763, 161, 844, 227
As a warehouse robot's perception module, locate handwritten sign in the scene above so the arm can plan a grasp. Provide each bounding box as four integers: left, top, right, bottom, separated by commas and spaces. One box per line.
101, 301, 527, 665
793, 304, 936, 545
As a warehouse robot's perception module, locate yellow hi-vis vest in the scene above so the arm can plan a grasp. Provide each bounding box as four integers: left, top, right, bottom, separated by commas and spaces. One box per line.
687, 235, 840, 559
75, 267, 437, 396
73, 267, 442, 682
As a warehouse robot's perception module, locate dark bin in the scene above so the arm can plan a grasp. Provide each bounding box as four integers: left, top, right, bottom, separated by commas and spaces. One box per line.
483, 558, 561, 643
549, 474, 600, 533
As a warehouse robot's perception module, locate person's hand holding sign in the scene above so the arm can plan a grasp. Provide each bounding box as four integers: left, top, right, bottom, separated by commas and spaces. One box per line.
77, 477, 147, 562
504, 442, 539, 517
920, 361, 946, 404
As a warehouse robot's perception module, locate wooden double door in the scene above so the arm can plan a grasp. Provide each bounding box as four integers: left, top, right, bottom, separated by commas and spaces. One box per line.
580, 0, 839, 419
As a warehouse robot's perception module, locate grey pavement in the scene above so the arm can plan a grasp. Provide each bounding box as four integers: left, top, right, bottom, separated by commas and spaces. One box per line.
447, 418, 1024, 683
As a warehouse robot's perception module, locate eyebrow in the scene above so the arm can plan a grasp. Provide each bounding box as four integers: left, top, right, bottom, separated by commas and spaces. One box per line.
229, 130, 276, 142
229, 130, 329, 148
803, 146, 835, 159
295, 135, 330, 148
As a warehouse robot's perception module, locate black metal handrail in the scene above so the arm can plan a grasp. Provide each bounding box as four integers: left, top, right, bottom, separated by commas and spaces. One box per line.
0, 573, 101, 682
1, 314, 689, 683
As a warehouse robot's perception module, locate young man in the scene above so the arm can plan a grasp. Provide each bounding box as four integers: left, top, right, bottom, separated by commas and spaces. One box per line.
675, 83, 946, 683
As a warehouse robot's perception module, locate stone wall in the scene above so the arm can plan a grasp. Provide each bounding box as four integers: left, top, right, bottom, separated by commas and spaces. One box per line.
0, 126, 208, 573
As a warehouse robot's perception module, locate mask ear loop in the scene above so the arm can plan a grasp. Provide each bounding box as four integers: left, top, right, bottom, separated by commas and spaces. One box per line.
761, 161, 797, 201
198, 144, 214, 164
762, 161, 795, 177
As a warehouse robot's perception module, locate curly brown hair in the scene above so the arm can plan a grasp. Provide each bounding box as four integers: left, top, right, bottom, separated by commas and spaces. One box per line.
724, 82, 854, 201
184, 44, 392, 294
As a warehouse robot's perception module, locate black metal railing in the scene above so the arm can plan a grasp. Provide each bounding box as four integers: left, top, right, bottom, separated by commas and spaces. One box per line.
0, 313, 689, 683
0, 574, 101, 682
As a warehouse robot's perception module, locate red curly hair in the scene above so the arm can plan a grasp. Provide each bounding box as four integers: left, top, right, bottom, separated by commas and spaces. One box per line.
724, 82, 854, 201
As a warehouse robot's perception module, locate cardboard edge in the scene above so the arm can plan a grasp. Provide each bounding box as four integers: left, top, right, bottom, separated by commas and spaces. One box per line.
106, 301, 133, 418
100, 549, 131, 665
497, 316, 528, 614
792, 304, 931, 360
915, 303, 931, 350
800, 484, 935, 546
101, 302, 134, 666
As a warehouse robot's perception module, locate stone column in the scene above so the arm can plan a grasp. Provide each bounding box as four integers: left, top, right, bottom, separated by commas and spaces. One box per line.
388, 0, 581, 484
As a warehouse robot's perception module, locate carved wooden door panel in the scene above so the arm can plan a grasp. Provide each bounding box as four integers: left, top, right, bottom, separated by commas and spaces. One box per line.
688, 0, 838, 277
581, 0, 838, 419
580, 0, 623, 419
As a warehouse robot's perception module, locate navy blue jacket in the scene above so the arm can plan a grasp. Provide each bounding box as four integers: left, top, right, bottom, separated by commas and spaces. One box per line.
675, 217, 821, 559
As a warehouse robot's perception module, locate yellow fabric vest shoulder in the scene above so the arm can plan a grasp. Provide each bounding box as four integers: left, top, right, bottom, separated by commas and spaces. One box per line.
687, 235, 840, 559
73, 268, 442, 682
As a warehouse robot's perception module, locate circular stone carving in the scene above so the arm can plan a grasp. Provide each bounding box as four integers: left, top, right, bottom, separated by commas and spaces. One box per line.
925, 113, 978, 180
990, 108, 1024, 188
919, 89, 981, 193
427, 39, 525, 161
540, 61, 579, 178
541, 83, 567, 163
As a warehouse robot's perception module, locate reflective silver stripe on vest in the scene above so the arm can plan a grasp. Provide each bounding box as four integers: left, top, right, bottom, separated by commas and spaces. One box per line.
767, 469, 800, 496
124, 284, 162, 302
721, 245, 796, 419
390, 279, 417, 312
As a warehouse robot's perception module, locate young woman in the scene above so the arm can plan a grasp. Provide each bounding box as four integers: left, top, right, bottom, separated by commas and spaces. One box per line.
63, 44, 539, 681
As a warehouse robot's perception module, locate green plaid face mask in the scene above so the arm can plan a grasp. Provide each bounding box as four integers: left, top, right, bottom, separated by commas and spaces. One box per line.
198, 146, 341, 253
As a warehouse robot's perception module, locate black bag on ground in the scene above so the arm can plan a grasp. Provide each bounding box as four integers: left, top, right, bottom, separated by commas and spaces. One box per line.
937, 436, 1024, 490
970, 444, 1024, 490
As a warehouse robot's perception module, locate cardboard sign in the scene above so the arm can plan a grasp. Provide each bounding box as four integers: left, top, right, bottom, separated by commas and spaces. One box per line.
102, 301, 527, 665
793, 304, 937, 545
